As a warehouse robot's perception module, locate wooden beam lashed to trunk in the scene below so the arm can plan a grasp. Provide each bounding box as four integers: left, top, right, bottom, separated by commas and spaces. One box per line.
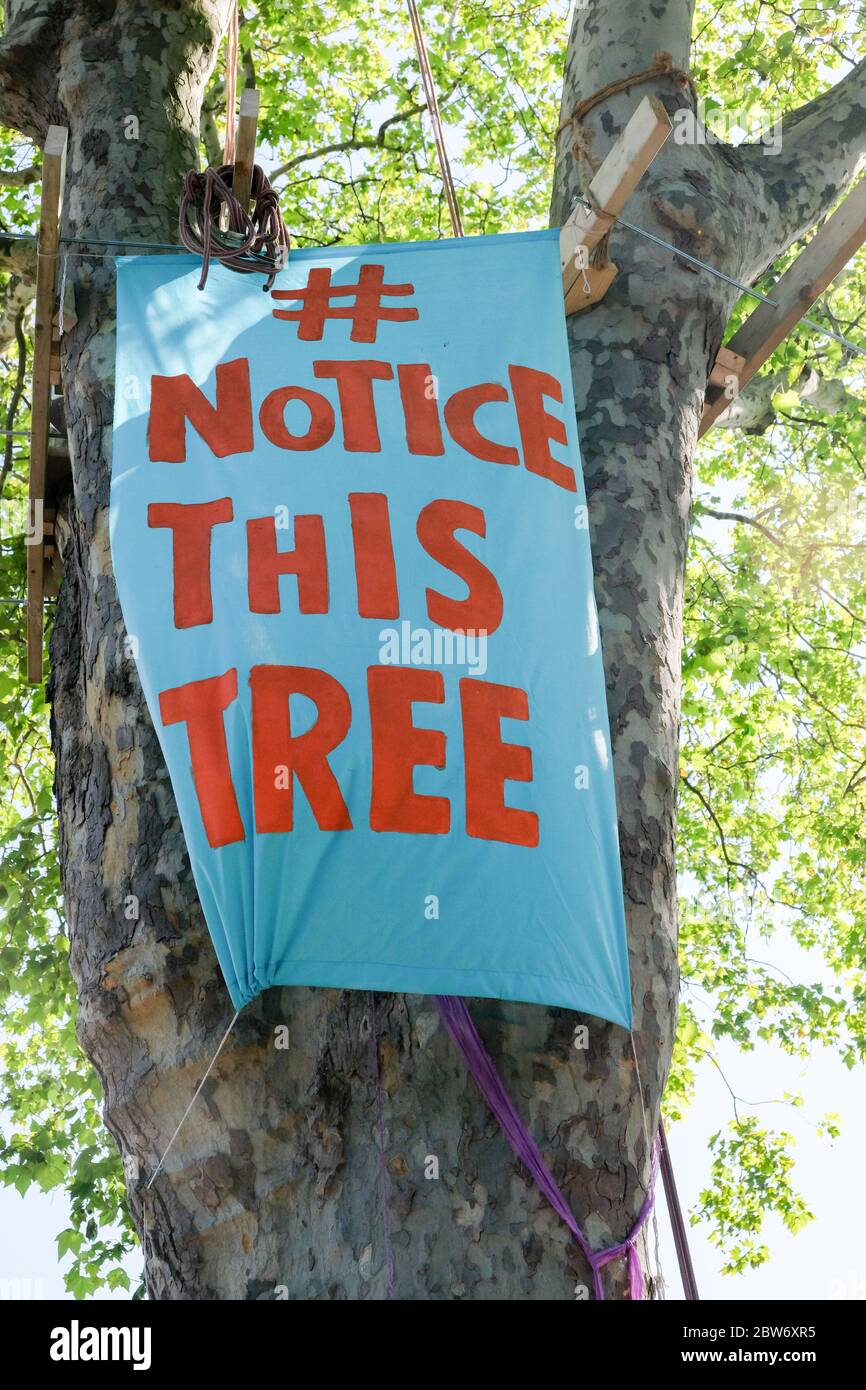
707, 344, 745, 391
701, 178, 866, 437
27, 124, 68, 684
560, 95, 672, 316
233, 87, 260, 212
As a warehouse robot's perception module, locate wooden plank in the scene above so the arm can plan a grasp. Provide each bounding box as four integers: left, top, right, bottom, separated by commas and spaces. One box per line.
27, 125, 67, 683
560, 94, 672, 312
708, 345, 746, 389
564, 261, 618, 315
233, 87, 260, 212
700, 178, 866, 437
49, 337, 62, 387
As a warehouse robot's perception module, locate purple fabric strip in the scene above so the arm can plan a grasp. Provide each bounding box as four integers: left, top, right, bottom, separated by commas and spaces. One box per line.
435, 994, 659, 1301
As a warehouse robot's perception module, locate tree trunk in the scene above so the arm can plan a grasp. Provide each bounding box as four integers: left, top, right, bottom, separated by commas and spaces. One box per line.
2, 0, 863, 1299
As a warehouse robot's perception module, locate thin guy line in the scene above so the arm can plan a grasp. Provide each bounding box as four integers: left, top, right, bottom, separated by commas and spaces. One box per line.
145, 1009, 240, 1192
0, 197, 862, 355
577, 197, 866, 359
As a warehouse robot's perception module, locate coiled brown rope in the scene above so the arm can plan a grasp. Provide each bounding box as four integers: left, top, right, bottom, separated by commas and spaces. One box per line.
179, 163, 290, 291
556, 50, 693, 143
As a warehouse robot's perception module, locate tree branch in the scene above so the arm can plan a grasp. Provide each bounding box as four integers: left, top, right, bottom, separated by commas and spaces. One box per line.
0, 230, 36, 352
713, 364, 864, 433
699, 509, 784, 548
0, 0, 66, 140
199, 97, 222, 168
0, 271, 33, 354
239, 7, 255, 90
741, 56, 866, 277
0, 230, 36, 277
679, 774, 752, 888
0, 163, 39, 185
271, 97, 431, 179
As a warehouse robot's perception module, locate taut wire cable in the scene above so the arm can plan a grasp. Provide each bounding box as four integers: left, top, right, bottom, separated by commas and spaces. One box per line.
572, 194, 866, 359
630, 1000, 697, 1303
2, 205, 860, 358
406, 0, 464, 237
145, 1008, 240, 1193
659, 1118, 701, 1300
138, 1006, 239, 1293
57, 252, 68, 336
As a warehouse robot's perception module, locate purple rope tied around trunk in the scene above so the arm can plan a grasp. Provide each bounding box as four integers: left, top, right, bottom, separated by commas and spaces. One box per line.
435, 994, 659, 1300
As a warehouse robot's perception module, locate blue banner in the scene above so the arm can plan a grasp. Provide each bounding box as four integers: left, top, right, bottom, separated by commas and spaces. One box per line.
111, 229, 631, 1027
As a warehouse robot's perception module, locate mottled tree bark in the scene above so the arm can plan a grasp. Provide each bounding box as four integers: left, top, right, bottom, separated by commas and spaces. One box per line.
2, 0, 865, 1300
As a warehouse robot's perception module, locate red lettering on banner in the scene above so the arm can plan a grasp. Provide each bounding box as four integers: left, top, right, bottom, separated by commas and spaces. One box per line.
156, 664, 542, 848
349, 493, 400, 618
271, 264, 418, 342
444, 382, 519, 466
247, 515, 329, 614
460, 678, 538, 847
313, 360, 394, 451
159, 669, 244, 848
250, 665, 353, 832
149, 358, 253, 462
398, 363, 444, 455
145, 357, 574, 492
508, 365, 574, 492
417, 499, 503, 635
368, 666, 449, 834
260, 384, 335, 450
148, 497, 233, 628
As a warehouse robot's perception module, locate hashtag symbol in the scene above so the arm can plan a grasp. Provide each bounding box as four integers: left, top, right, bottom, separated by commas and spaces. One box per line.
271, 263, 419, 343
